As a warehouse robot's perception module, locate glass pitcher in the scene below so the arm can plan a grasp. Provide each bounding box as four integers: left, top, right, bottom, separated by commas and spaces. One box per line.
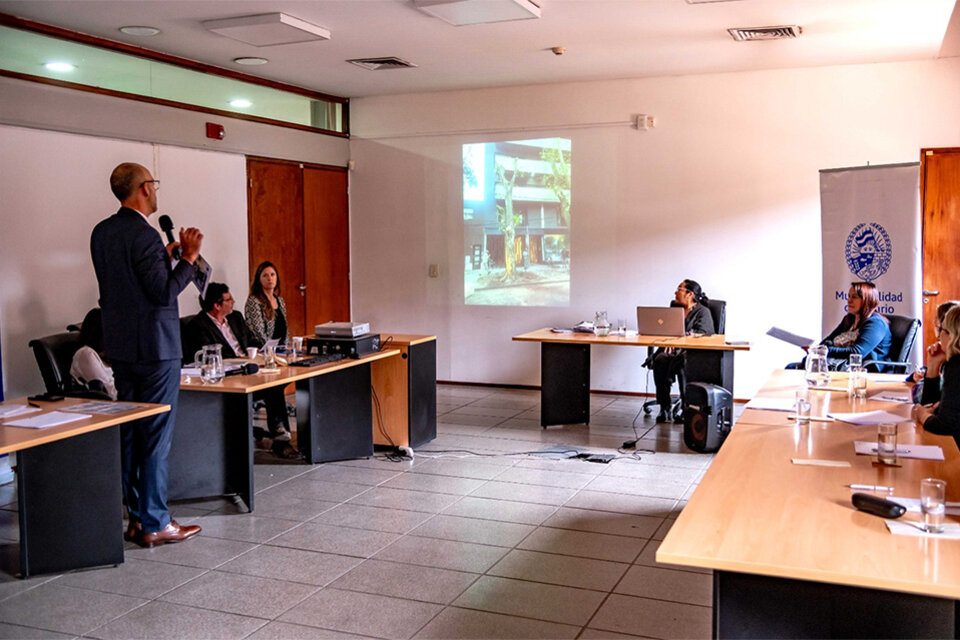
195, 344, 224, 384
594, 311, 611, 337
805, 345, 830, 387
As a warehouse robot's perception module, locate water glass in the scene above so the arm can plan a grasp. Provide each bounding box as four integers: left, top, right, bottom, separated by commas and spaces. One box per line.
292, 336, 304, 356
921, 478, 947, 534
617, 318, 627, 335
849, 353, 863, 369
795, 389, 811, 425
246, 347, 258, 360
847, 365, 867, 400
263, 344, 277, 369
877, 423, 898, 465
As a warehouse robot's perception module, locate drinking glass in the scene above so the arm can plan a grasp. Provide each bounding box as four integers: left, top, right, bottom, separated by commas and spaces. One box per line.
848, 353, 863, 369
292, 336, 304, 356
795, 397, 811, 425
921, 478, 947, 533
617, 318, 627, 335
847, 365, 867, 400
263, 344, 277, 369
877, 423, 898, 465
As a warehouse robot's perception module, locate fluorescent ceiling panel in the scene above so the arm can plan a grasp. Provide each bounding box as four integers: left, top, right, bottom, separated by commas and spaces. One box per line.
414, 0, 541, 26
203, 13, 330, 46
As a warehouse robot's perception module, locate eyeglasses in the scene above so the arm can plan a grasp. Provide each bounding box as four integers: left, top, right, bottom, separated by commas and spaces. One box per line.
935, 324, 942, 336
139, 179, 160, 191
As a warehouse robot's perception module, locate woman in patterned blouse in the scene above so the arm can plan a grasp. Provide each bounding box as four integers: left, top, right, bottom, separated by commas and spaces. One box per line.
244, 261, 289, 346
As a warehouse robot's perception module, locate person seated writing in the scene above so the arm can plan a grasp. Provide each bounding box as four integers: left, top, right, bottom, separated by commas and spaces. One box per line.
650, 279, 715, 423
912, 306, 960, 450
183, 282, 299, 459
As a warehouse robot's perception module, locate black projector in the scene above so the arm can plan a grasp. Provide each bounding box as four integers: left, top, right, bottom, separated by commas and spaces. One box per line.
306, 334, 381, 359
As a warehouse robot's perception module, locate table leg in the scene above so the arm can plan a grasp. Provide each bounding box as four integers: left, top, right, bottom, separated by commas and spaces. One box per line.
17, 426, 123, 577
297, 362, 374, 464
540, 342, 590, 427
714, 570, 956, 638
169, 390, 254, 512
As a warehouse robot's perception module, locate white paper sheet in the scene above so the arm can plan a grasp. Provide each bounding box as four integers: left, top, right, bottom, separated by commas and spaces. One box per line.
745, 397, 797, 412
868, 389, 913, 404
885, 520, 960, 539
61, 401, 139, 415
853, 441, 945, 460
829, 410, 907, 425
766, 327, 815, 348
5, 411, 90, 429
0, 405, 41, 420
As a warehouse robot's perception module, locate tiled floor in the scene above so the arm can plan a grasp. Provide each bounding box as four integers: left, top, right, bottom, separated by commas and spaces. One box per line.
0, 385, 738, 639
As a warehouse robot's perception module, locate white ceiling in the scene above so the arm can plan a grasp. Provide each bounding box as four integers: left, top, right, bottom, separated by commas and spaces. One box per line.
0, 0, 956, 99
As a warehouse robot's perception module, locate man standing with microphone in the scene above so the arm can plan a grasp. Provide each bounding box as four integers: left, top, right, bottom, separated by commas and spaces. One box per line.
91, 162, 203, 548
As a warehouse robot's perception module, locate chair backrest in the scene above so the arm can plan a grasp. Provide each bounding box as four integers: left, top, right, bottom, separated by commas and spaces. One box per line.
28, 331, 84, 395
705, 299, 726, 335
883, 313, 920, 364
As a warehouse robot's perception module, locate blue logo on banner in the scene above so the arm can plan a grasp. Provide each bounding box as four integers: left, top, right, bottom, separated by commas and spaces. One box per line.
845, 222, 892, 282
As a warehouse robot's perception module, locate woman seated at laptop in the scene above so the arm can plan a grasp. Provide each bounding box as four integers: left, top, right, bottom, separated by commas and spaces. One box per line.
794, 281, 892, 372
650, 279, 715, 423
912, 305, 960, 450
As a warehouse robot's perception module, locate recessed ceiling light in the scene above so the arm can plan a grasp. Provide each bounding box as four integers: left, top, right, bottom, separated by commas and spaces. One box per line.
119, 26, 161, 36
44, 62, 75, 72
229, 99, 252, 108
233, 57, 269, 66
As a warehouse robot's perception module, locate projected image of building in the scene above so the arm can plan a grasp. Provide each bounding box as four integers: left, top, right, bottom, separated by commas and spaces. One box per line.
463, 138, 571, 306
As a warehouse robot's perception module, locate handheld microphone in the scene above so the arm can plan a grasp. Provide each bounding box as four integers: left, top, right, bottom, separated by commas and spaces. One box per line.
157, 214, 181, 260
226, 363, 259, 377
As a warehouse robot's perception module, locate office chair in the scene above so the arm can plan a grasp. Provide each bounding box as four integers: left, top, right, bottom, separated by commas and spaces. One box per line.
642, 299, 726, 419
863, 314, 920, 374
28, 331, 111, 399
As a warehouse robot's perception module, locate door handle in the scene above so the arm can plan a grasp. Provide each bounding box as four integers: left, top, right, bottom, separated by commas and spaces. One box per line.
298, 284, 306, 296
923, 290, 940, 296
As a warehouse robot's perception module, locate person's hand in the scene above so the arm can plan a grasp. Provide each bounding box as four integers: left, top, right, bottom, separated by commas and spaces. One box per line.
179, 227, 203, 263
164, 241, 180, 262
913, 403, 935, 426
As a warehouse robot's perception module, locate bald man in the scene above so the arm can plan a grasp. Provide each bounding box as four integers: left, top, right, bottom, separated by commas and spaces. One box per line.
91, 162, 203, 548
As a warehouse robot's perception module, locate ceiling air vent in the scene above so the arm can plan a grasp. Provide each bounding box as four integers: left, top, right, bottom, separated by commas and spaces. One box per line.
347, 57, 417, 70
728, 25, 802, 41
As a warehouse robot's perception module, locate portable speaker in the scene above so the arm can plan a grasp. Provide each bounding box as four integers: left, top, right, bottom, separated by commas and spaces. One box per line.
683, 382, 733, 453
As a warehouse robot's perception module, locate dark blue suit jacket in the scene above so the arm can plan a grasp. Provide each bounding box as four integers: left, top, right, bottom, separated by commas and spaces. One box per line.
91, 207, 196, 364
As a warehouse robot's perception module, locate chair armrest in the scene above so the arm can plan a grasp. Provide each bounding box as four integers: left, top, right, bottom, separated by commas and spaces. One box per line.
862, 359, 914, 374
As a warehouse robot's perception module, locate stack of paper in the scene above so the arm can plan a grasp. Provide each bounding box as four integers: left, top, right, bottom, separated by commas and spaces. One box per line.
0, 405, 40, 420
829, 410, 906, 425
744, 397, 796, 412
5, 411, 90, 429
853, 441, 945, 460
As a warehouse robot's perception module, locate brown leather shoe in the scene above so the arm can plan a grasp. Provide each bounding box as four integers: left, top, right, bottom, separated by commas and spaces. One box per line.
123, 521, 141, 542
137, 520, 201, 548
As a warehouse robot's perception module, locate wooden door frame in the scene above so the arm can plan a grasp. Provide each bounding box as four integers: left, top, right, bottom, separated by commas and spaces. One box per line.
919, 147, 960, 349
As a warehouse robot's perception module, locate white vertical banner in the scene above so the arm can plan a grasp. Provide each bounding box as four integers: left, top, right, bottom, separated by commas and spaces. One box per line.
819, 162, 921, 362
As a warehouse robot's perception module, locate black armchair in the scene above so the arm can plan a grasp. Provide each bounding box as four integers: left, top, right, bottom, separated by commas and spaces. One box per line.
863, 314, 920, 374
642, 299, 727, 417
28, 331, 111, 400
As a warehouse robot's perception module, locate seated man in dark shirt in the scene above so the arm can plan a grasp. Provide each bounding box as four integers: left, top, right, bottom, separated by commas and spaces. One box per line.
183, 282, 298, 458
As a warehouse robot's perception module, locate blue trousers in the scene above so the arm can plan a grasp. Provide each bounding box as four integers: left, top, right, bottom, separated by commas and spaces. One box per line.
112, 359, 180, 533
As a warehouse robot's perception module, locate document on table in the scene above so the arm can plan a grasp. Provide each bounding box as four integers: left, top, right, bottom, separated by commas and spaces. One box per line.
828, 410, 906, 425
766, 327, 814, 348
0, 405, 41, 420
744, 397, 797, 412
889, 497, 960, 516
868, 389, 913, 404
853, 441, 945, 460
5, 411, 90, 429
62, 401, 139, 415
885, 520, 960, 539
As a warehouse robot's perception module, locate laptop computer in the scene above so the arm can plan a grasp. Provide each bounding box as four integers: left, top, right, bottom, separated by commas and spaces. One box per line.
636, 306, 685, 337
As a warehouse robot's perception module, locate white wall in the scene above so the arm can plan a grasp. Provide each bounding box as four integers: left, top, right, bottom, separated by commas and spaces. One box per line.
349, 58, 960, 399
0, 125, 247, 397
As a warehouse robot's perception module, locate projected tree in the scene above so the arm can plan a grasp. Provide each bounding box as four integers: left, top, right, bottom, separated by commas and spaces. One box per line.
541, 145, 571, 226
494, 157, 525, 281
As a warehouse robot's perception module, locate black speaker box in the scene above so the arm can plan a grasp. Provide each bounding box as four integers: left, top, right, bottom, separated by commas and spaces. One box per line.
683, 382, 733, 453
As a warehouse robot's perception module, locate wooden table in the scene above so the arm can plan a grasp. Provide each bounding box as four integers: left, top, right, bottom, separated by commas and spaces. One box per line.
513, 329, 750, 427
171, 350, 399, 512
658, 369, 960, 638
371, 334, 437, 449
0, 397, 168, 577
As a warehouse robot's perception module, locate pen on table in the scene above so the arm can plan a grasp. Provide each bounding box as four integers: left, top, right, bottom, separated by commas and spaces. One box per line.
27, 401, 41, 408
787, 415, 835, 422
847, 484, 894, 492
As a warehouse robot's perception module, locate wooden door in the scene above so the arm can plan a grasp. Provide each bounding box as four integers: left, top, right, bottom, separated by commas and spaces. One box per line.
303, 166, 351, 324
920, 148, 960, 348
246, 158, 306, 335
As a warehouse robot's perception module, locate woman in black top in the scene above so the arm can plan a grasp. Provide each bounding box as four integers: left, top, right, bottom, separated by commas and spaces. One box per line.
913, 306, 960, 450
651, 279, 715, 423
